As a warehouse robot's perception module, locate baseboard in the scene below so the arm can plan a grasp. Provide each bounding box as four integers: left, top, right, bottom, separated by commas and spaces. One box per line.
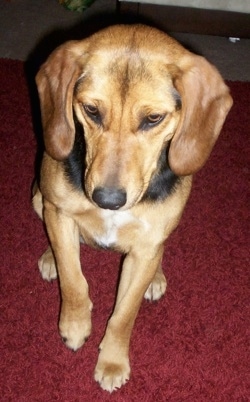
117, 2, 250, 38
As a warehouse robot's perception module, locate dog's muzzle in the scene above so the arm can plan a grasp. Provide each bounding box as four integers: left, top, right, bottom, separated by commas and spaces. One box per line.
92, 187, 127, 210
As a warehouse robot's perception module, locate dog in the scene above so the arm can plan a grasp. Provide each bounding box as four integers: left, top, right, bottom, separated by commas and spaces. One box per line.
32, 24, 232, 392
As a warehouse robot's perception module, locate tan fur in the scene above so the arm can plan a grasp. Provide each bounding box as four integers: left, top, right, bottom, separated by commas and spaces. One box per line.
33, 24, 232, 392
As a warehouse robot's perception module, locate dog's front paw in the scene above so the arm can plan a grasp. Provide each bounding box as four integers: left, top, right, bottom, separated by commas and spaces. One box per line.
94, 352, 130, 392
60, 319, 91, 351
59, 302, 93, 351
144, 270, 167, 301
38, 247, 57, 281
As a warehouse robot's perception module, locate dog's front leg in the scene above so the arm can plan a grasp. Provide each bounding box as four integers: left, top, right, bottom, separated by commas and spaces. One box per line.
44, 201, 92, 351
94, 244, 164, 392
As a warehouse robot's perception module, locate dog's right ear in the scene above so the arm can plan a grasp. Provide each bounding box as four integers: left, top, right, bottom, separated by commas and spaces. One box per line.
36, 41, 86, 160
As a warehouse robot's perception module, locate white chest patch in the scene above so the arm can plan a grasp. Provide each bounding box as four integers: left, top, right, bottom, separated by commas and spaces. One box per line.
96, 209, 135, 248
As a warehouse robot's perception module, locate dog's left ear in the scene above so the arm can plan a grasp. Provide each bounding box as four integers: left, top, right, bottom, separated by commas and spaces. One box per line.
36, 41, 86, 160
168, 55, 233, 175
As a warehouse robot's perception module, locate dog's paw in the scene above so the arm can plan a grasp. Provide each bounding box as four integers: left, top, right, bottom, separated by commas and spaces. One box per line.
94, 354, 130, 392
60, 320, 91, 351
38, 247, 57, 281
144, 270, 167, 301
59, 303, 93, 351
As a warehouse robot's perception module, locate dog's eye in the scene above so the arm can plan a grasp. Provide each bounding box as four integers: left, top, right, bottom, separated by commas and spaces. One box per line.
84, 104, 99, 116
147, 114, 163, 124
139, 113, 165, 131
83, 104, 102, 124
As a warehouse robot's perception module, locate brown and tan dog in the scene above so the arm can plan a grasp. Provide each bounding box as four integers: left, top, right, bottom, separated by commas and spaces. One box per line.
33, 24, 232, 392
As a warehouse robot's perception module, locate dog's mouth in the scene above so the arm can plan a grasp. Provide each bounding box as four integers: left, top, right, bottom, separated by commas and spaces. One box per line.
86, 143, 178, 211
84, 158, 145, 211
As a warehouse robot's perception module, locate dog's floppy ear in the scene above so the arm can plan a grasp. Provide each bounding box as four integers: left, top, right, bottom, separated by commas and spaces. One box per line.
168, 55, 233, 175
36, 41, 85, 160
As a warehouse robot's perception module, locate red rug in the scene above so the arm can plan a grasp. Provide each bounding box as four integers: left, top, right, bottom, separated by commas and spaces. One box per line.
1, 59, 249, 401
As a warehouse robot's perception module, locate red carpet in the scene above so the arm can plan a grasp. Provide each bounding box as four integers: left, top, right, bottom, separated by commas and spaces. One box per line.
1, 59, 249, 401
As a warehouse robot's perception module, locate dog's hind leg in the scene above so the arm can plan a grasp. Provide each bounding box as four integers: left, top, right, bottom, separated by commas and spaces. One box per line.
38, 246, 57, 281
32, 181, 44, 220
32, 183, 58, 281
144, 264, 167, 301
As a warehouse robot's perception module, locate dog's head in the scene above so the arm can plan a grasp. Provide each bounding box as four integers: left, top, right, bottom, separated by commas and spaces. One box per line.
36, 24, 232, 210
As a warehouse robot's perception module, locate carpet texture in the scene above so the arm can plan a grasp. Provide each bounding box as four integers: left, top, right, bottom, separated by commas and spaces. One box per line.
0, 59, 249, 401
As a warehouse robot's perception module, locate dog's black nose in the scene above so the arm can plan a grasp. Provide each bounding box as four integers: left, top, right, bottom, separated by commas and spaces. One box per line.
92, 187, 127, 210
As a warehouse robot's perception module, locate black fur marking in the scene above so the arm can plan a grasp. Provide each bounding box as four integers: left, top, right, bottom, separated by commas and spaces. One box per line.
63, 117, 85, 191
142, 144, 180, 202
172, 87, 182, 111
